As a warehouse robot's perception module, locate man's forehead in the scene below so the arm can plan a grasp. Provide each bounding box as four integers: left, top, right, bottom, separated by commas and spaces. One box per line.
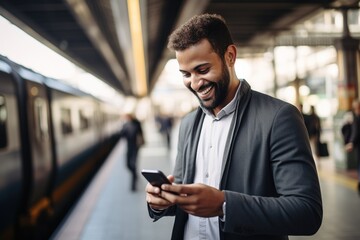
176, 42, 218, 65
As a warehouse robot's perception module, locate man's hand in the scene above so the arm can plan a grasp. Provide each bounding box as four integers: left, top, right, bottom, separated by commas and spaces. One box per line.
160, 183, 225, 218
145, 175, 175, 210
345, 142, 353, 152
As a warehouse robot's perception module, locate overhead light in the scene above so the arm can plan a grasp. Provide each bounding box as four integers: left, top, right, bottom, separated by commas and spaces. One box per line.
127, 0, 147, 97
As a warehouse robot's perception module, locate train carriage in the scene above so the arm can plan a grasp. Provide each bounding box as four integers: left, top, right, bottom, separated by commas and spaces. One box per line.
0, 55, 122, 240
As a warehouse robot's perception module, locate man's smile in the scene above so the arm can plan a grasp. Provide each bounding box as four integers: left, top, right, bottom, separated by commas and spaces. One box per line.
198, 84, 214, 100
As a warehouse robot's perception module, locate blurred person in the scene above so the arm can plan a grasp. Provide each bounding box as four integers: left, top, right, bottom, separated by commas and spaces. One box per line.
341, 111, 354, 145
144, 13, 322, 239
119, 113, 144, 191
158, 114, 174, 149
307, 105, 321, 162
345, 99, 360, 194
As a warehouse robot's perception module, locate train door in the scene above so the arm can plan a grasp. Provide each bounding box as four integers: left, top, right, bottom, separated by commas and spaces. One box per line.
26, 80, 53, 209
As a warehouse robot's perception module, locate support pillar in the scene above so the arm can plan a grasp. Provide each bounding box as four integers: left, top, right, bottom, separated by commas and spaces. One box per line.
333, 8, 360, 170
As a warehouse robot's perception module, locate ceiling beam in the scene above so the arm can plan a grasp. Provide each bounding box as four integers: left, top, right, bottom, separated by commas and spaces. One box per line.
148, 0, 211, 92
65, 0, 131, 94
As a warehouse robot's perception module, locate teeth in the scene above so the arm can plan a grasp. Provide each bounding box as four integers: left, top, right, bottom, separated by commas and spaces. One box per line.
200, 85, 212, 95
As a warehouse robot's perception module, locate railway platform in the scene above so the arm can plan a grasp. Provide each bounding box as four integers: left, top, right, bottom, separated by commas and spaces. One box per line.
51, 119, 360, 240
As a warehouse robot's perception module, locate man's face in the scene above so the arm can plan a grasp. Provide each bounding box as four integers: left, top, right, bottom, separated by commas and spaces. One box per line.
176, 39, 230, 114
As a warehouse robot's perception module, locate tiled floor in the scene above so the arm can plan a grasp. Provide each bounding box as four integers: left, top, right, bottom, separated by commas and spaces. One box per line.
52, 120, 360, 240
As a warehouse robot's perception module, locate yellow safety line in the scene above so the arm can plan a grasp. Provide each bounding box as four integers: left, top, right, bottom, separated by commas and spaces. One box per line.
318, 169, 358, 190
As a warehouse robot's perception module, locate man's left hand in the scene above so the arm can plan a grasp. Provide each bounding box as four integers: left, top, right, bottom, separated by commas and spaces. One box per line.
160, 183, 225, 218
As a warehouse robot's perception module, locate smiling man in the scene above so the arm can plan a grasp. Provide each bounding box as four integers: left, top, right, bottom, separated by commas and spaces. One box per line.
145, 13, 322, 240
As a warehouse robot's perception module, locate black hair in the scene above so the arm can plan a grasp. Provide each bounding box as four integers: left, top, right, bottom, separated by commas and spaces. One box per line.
167, 13, 234, 58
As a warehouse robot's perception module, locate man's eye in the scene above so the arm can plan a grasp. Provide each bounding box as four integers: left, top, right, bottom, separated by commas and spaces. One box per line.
182, 72, 190, 78
198, 68, 209, 74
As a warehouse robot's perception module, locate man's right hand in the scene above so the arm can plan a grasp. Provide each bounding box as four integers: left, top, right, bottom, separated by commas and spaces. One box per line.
145, 175, 175, 210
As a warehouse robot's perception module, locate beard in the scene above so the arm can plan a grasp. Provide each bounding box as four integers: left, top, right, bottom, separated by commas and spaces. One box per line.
188, 62, 230, 112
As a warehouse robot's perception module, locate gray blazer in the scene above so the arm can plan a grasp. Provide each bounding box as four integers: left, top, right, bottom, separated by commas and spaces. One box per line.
149, 80, 322, 240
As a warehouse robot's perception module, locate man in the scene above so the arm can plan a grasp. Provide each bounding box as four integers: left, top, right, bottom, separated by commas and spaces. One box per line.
345, 99, 360, 194
119, 113, 144, 191
145, 14, 322, 239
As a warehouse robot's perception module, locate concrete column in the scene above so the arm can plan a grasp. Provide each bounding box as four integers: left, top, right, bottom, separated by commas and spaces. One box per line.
335, 8, 360, 109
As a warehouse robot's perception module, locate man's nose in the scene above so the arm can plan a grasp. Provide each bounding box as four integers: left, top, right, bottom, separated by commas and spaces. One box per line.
189, 74, 203, 91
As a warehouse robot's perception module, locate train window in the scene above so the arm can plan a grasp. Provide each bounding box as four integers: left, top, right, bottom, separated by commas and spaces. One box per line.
34, 98, 49, 141
60, 108, 73, 135
0, 95, 7, 149
79, 109, 90, 130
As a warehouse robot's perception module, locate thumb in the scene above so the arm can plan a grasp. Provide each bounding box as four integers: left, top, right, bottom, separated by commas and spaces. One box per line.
167, 175, 175, 183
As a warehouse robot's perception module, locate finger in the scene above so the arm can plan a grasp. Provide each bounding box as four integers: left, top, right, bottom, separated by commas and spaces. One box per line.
160, 190, 192, 205
148, 200, 171, 211
145, 183, 161, 194
167, 175, 175, 183
147, 193, 173, 210
161, 183, 198, 195
147, 192, 168, 205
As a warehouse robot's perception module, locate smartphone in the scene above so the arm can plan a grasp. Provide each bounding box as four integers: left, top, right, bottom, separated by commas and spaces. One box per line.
141, 169, 171, 187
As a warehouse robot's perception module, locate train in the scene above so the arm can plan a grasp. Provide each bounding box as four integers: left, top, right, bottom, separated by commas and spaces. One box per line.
0, 55, 123, 240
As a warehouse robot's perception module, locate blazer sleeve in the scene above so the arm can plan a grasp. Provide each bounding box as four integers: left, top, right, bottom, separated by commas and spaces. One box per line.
147, 113, 192, 220
221, 104, 322, 236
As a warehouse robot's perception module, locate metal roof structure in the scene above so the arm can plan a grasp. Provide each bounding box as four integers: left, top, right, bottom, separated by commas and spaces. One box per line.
0, 0, 358, 97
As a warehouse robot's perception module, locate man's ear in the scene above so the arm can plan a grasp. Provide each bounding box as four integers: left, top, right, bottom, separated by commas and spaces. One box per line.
225, 44, 237, 67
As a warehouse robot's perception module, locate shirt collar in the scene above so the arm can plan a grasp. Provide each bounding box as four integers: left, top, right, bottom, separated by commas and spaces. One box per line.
201, 79, 243, 120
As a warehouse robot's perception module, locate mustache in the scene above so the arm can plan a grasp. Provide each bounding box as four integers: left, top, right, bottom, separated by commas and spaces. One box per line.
186, 82, 214, 92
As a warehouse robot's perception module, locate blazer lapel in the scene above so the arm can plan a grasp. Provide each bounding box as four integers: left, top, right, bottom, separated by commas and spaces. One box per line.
184, 108, 205, 184
220, 80, 252, 189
